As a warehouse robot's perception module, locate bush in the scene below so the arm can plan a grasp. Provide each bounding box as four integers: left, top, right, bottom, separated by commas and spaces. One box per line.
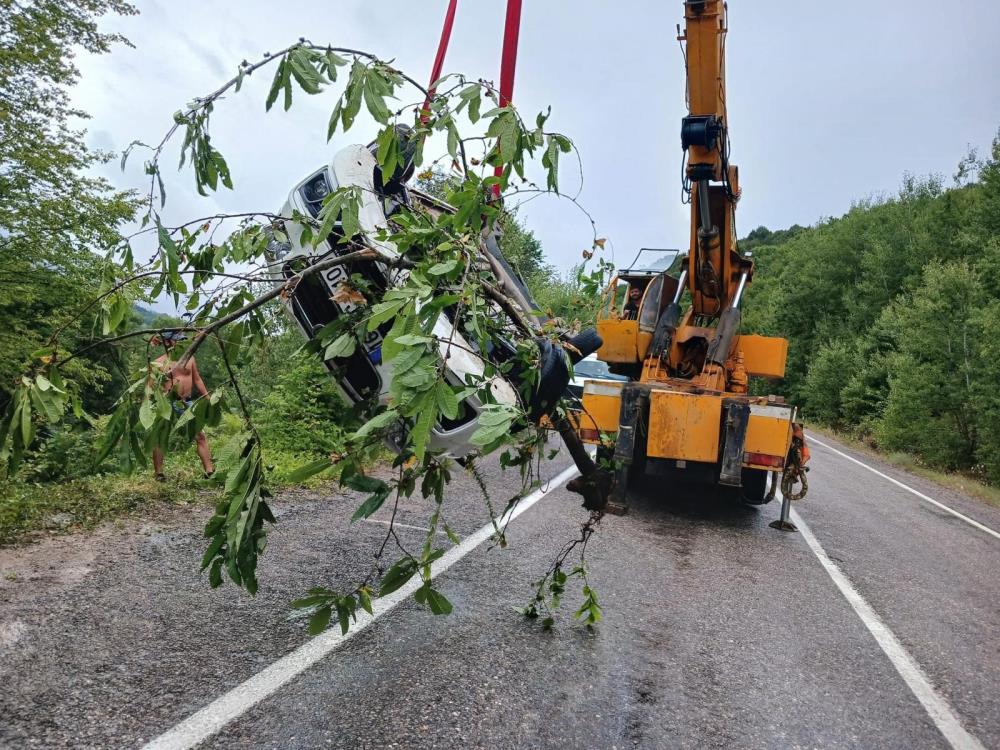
254, 354, 349, 456
18, 422, 100, 483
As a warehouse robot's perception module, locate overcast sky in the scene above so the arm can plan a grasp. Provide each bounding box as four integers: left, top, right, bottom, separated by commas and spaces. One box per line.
74, 0, 1000, 281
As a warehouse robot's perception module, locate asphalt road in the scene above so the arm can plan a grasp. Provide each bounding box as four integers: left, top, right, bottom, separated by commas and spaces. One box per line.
1, 433, 997, 749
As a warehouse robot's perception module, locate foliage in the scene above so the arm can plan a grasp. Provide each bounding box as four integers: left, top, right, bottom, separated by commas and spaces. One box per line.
0, 0, 140, 410
1, 39, 608, 633
744, 133, 1000, 483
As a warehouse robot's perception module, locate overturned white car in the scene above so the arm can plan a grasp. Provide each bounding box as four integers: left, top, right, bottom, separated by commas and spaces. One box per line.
267, 136, 600, 458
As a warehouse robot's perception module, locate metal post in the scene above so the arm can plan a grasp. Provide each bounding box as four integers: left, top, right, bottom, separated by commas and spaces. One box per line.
697, 179, 713, 235
768, 479, 798, 532
731, 271, 748, 309
672, 268, 689, 303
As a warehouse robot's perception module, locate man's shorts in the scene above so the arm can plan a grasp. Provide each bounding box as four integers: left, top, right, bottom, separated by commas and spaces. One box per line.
171, 398, 194, 415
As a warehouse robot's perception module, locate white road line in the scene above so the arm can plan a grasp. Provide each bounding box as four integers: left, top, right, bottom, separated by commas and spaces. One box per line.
810, 436, 1000, 540
789, 504, 987, 750
142, 464, 579, 750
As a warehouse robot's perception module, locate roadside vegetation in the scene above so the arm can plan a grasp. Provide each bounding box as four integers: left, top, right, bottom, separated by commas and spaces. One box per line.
744, 139, 1000, 489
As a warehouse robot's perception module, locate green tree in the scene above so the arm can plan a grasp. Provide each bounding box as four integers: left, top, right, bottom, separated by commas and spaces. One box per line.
0, 0, 140, 407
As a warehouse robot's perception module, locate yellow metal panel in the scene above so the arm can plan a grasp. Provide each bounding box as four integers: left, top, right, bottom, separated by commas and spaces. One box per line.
596, 319, 638, 363
737, 335, 787, 379
647, 391, 722, 462
745, 417, 792, 457
744, 404, 794, 466
636, 330, 653, 361
579, 381, 623, 435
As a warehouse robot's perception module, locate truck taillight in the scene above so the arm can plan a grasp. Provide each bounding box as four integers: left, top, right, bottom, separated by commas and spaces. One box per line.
744, 452, 784, 468
578, 428, 601, 443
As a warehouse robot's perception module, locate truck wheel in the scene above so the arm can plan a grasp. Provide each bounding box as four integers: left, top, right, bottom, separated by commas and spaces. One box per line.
740, 467, 771, 505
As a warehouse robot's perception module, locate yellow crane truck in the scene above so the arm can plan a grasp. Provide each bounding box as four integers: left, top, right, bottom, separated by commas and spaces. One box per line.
563, 0, 810, 529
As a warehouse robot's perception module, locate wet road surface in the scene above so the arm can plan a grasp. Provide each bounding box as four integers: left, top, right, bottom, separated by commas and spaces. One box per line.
1, 434, 997, 749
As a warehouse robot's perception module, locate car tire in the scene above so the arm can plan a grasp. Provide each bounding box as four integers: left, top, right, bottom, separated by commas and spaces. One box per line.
565, 328, 602, 364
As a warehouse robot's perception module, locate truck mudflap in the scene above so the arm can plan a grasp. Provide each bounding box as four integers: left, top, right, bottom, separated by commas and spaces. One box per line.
719, 400, 750, 486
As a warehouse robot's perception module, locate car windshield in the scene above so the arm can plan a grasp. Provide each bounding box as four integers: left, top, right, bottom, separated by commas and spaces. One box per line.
574, 358, 626, 380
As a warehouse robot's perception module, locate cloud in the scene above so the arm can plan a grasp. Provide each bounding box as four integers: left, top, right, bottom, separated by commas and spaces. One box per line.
70, 0, 1000, 288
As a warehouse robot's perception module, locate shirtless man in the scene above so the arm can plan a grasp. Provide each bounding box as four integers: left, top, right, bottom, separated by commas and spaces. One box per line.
150, 331, 215, 481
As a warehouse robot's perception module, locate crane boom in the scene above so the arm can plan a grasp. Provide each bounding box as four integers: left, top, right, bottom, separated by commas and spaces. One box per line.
566, 0, 810, 518
679, 0, 751, 320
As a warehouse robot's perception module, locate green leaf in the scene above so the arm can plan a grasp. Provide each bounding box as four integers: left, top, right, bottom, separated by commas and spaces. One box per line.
379, 558, 417, 596
325, 50, 347, 80
350, 484, 391, 522
393, 334, 431, 346
342, 472, 387, 494
208, 558, 224, 588
339, 193, 361, 239
291, 595, 331, 610
324, 333, 356, 360
19, 398, 32, 448
308, 606, 332, 635
286, 458, 334, 483
457, 85, 481, 123
327, 98, 344, 141
357, 587, 373, 615
200, 535, 225, 570
410, 394, 438, 462
436, 383, 460, 420
353, 409, 400, 439
366, 298, 406, 330
342, 60, 366, 128
289, 48, 323, 94
442, 522, 461, 545
265, 59, 285, 111
415, 584, 453, 615
336, 601, 352, 634
282, 56, 294, 110
364, 78, 392, 123
427, 259, 459, 277
138, 397, 156, 430
486, 110, 519, 163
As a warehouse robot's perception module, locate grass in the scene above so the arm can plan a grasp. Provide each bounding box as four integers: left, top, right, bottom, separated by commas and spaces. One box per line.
805, 423, 1000, 510
0, 417, 352, 545
0, 466, 212, 545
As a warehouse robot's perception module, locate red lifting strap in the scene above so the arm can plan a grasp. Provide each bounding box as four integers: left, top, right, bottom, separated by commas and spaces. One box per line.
421, 0, 522, 198
493, 0, 522, 195
421, 0, 459, 123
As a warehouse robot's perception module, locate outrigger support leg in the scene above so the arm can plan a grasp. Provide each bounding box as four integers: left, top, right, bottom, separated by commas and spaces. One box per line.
769, 493, 798, 532
605, 461, 629, 516
768, 472, 798, 532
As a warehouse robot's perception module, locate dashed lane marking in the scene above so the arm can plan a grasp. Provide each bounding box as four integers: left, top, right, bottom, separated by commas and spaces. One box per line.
790, 504, 987, 750
810, 437, 999, 540
142, 465, 580, 750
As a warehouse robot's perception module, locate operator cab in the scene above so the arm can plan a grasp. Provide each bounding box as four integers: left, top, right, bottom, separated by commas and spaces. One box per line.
596, 248, 684, 376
